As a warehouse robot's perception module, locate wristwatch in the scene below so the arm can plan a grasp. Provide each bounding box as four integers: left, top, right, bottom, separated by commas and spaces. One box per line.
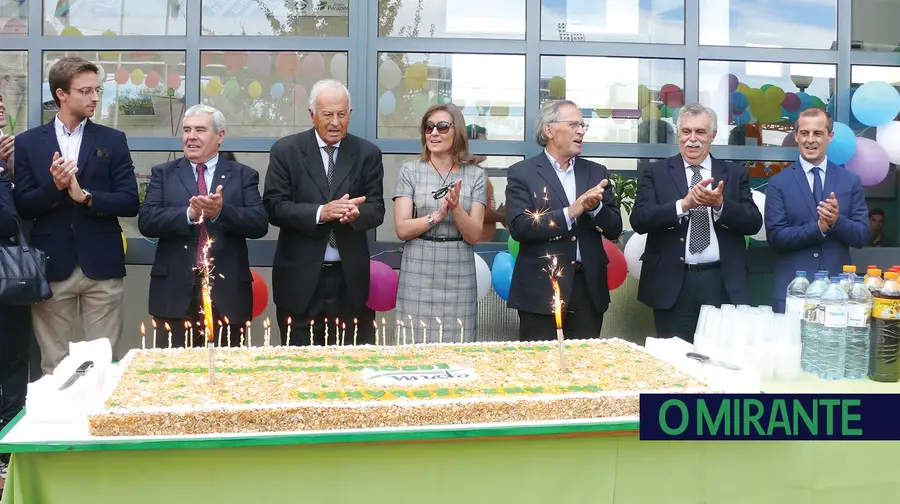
427, 213, 435, 227
81, 189, 93, 207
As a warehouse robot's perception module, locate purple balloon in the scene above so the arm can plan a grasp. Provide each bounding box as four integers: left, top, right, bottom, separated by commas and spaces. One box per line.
366, 260, 399, 312
846, 137, 891, 186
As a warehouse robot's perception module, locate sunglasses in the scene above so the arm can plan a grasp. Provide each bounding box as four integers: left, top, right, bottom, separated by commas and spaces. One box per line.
424, 121, 453, 135
432, 184, 451, 200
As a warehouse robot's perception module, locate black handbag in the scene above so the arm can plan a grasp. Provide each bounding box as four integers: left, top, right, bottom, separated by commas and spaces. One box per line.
0, 217, 52, 304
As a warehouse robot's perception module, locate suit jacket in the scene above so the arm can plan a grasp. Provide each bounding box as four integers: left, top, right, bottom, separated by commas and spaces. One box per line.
764, 160, 869, 306
505, 154, 622, 315
0, 165, 19, 240
263, 129, 385, 314
630, 155, 762, 310
138, 157, 268, 321
12, 119, 138, 282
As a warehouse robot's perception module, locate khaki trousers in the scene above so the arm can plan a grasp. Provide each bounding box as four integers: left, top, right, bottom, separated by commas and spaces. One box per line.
31, 265, 124, 375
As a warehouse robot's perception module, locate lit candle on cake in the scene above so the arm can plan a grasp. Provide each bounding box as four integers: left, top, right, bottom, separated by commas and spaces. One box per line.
324, 318, 328, 347
373, 320, 378, 346
240, 327, 245, 347
246, 321, 251, 347
140, 322, 146, 350
309, 319, 314, 346
152, 319, 157, 349
407, 314, 414, 345
334, 318, 340, 346
341, 322, 346, 346
420, 320, 427, 345
185, 321, 192, 348
551, 257, 565, 371
353, 318, 358, 346
264, 317, 270, 347
381, 317, 386, 344
458, 318, 464, 344
286, 316, 292, 346
400, 320, 406, 345
437, 317, 443, 344
224, 316, 231, 347
165, 322, 172, 349
217, 320, 223, 346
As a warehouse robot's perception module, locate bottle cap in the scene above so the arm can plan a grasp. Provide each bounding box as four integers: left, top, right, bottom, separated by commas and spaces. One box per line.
886, 272, 898, 280
843, 265, 856, 273
868, 264, 878, 270
831, 277, 841, 283
796, 270, 806, 276
869, 268, 881, 276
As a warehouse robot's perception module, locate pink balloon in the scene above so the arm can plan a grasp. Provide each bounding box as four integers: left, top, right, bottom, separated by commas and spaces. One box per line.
782, 92, 801, 112
302, 54, 325, 80
293, 84, 308, 106
366, 260, 399, 312
846, 137, 891, 186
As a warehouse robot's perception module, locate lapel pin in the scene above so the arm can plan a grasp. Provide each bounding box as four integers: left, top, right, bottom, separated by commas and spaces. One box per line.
221, 175, 225, 178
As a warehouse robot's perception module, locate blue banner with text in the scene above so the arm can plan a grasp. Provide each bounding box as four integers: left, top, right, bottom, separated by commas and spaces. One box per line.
639, 394, 900, 440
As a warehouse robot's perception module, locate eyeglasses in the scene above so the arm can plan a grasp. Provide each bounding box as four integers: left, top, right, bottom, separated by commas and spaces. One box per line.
550, 120, 589, 132
424, 121, 453, 134
73, 87, 104, 97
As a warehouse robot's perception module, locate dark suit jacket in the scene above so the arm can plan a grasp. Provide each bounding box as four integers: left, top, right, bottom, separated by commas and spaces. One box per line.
505, 154, 622, 315
263, 129, 385, 314
630, 155, 762, 310
0, 163, 18, 240
764, 160, 869, 307
138, 157, 268, 322
12, 119, 138, 282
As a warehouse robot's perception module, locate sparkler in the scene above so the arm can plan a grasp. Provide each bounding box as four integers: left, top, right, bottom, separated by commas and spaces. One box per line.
196, 227, 216, 385
353, 318, 359, 346
548, 256, 566, 371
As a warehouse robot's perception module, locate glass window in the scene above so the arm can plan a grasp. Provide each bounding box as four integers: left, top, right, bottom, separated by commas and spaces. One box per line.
850, 65, 900, 134
0, 0, 28, 36
699, 0, 836, 50
42, 51, 186, 139
540, 56, 684, 144
541, 0, 684, 44
201, 0, 348, 36
379, 0, 525, 39
200, 51, 347, 138
44, 0, 186, 36
0, 52, 28, 135
699, 60, 835, 147
377, 53, 526, 141
851, 0, 900, 52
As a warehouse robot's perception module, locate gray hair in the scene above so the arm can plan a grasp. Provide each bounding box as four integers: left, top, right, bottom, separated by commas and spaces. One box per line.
308, 79, 351, 111
184, 104, 226, 132
534, 99, 578, 147
677, 103, 717, 135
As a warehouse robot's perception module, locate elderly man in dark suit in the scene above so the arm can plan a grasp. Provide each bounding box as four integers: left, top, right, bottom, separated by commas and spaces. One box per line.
13, 56, 139, 373
263, 79, 384, 345
630, 102, 762, 343
505, 99, 622, 341
139, 105, 268, 347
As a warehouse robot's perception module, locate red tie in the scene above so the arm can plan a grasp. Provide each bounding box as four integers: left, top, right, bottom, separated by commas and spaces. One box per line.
195, 163, 208, 268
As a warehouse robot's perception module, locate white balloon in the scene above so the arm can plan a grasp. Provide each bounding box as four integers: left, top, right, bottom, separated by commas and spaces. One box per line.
378, 90, 396, 116
329, 53, 347, 82
750, 190, 766, 241
623, 233, 647, 280
876, 121, 900, 165
474, 253, 490, 300
378, 59, 401, 90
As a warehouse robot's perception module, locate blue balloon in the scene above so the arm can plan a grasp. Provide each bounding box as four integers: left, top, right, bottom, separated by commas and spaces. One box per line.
733, 109, 752, 125
851, 81, 900, 127
796, 92, 813, 111
827, 122, 857, 165
490, 251, 515, 302
730, 91, 748, 113
270, 82, 285, 99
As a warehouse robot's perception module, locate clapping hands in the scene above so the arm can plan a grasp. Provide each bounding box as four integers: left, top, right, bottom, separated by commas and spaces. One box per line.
684, 177, 724, 210
189, 186, 224, 222
572, 179, 608, 218
817, 192, 839, 232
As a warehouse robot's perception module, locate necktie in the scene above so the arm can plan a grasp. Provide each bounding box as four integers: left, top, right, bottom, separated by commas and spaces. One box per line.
812, 167, 823, 203
323, 146, 337, 248
688, 165, 711, 254
195, 163, 208, 268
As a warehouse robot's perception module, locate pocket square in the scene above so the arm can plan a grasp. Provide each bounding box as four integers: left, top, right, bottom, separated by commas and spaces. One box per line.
95, 147, 108, 158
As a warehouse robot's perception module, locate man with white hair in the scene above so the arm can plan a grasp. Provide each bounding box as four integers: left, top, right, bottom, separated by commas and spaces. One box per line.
139, 104, 268, 347
630, 103, 762, 343
264, 79, 384, 345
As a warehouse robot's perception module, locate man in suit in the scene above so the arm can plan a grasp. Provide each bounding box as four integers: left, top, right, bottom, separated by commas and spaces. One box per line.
263, 79, 384, 345
765, 108, 869, 312
505, 99, 622, 341
139, 105, 268, 347
13, 57, 139, 374
630, 103, 762, 343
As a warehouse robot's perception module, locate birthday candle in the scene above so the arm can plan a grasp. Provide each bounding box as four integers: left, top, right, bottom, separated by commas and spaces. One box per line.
217, 320, 223, 346
437, 317, 443, 344
401, 321, 406, 346
140, 322, 146, 350
353, 318, 358, 346
240, 327, 245, 347
225, 316, 231, 347
334, 318, 340, 346
309, 320, 314, 346
407, 314, 413, 345
246, 321, 252, 347
324, 318, 329, 347
264, 317, 270, 347
381, 317, 386, 345
373, 320, 379, 346
421, 320, 427, 345
458, 318, 464, 344
152, 319, 157, 349
165, 322, 172, 349
286, 316, 292, 346
341, 322, 346, 346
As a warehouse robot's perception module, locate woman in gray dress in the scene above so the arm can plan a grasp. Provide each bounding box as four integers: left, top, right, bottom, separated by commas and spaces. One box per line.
393, 104, 486, 344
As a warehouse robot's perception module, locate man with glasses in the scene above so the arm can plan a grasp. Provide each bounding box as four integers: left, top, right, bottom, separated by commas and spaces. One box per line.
505, 99, 622, 341
13, 56, 139, 374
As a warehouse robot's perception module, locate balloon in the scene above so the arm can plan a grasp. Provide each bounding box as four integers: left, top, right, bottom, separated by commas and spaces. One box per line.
60, 25, 82, 36
750, 190, 766, 241
330, 53, 348, 81
223, 52, 246, 72
248, 81, 262, 98
251, 270, 269, 320
167, 72, 181, 91
603, 239, 627, 291
130, 69, 144, 86
507, 235, 519, 259
782, 92, 801, 112
491, 252, 515, 302
641, 104, 661, 120
474, 253, 490, 301
845, 138, 891, 187
378, 90, 396, 116
223, 79, 240, 99
851, 81, 900, 127
623, 233, 646, 280
303, 53, 326, 80
548, 76, 566, 99
121, 233, 127, 256
731, 91, 748, 113
270, 82, 285, 99
764, 85, 785, 106
275, 52, 300, 79
366, 260, 399, 312
411, 92, 430, 116
248, 52, 271, 76
796, 92, 813, 111
735, 82, 750, 95
293, 84, 308, 106
378, 59, 402, 89
144, 71, 160, 89
114, 67, 128, 85
404, 62, 428, 90
205, 77, 223, 97
659, 83, 684, 108
827, 122, 857, 165
875, 121, 900, 165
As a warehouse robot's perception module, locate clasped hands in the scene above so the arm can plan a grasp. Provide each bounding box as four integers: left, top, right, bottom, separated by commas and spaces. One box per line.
0, 134, 14, 164
49, 151, 90, 204
682, 178, 724, 212
322, 193, 367, 224
817, 192, 839, 233
431, 180, 463, 225
188, 186, 224, 222
569, 179, 608, 219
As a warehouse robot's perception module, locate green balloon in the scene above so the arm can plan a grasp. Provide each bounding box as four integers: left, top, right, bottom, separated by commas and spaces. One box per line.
760, 84, 773, 92
507, 235, 520, 259
745, 236, 750, 249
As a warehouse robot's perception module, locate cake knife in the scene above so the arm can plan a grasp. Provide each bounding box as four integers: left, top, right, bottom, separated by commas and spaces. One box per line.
58, 360, 95, 390
685, 352, 741, 370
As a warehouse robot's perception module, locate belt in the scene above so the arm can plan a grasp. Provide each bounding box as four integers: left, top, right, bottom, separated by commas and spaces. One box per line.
322, 261, 342, 268
685, 261, 720, 271
418, 235, 464, 242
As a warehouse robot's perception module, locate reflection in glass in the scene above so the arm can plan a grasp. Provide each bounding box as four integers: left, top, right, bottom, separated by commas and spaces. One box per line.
0, 52, 28, 134
0, 0, 27, 36
376, 53, 525, 141
42, 51, 186, 138
851, 0, 900, 52
540, 56, 684, 144
850, 66, 900, 134
44, 0, 186, 36
201, 0, 348, 36
379, 0, 525, 39
699, 60, 835, 147
200, 51, 347, 138
541, 0, 683, 43
699, 0, 836, 50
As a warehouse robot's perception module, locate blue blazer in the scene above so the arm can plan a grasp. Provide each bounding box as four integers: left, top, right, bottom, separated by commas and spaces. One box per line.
12, 119, 139, 282
764, 160, 869, 309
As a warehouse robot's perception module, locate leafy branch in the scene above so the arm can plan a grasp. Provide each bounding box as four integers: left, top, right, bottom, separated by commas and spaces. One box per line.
611, 174, 638, 214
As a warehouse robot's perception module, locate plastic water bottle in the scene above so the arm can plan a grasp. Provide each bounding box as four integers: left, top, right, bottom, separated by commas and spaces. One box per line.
785, 271, 810, 318
865, 268, 885, 295
818, 277, 849, 380
845, 278, 872, 379
843, 265, 858, 283
802, 272, 829, 373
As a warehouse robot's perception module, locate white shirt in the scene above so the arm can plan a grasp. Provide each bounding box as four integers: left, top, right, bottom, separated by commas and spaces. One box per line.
545, 151, 600, 263
798, 155, 828, 196
674, 156, 722, 264
54, 115, 86, 163
186, 154, 219, 224
314, 131, 342, 262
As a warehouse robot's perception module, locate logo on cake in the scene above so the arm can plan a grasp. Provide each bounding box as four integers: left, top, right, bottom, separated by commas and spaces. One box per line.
361, 367, 477, 386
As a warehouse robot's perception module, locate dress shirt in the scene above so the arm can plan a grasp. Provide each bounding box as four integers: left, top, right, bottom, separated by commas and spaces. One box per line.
186, 154, 220, 224
674, 156, 722, 264
54, 115, 86, 163
798, 155, 828, 195
313, 131, 342, 262
545, 150, 600, 263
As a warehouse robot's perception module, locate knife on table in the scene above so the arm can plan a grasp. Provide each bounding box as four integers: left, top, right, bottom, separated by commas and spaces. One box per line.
58, 360, 95, 390
686, 352, 741, 370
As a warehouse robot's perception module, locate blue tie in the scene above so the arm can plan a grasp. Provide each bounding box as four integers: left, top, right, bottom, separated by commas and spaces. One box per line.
812, 167, 823, 203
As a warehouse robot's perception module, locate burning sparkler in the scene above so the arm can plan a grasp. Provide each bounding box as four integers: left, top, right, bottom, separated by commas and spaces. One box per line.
547, 256, 566, 371
196, 229, 216, 385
